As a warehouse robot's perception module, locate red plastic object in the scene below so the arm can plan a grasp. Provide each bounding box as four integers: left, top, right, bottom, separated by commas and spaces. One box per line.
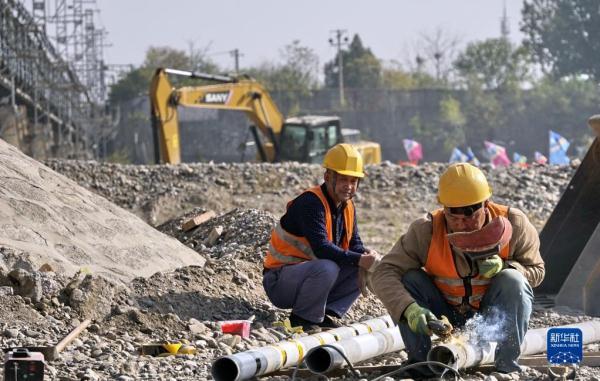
220, 320, 251, 338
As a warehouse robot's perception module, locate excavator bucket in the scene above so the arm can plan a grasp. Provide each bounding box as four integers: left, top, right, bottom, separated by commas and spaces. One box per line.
537, 115, 600, 316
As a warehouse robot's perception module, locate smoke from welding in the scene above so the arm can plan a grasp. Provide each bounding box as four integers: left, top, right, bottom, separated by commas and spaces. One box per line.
463, 307, 508, 345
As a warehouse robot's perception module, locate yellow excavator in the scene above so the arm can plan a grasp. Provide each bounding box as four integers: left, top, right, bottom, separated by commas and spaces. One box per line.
149, 68, 381, 164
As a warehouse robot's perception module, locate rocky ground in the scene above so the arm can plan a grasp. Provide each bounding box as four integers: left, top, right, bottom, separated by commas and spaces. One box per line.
1, 158, 597, 380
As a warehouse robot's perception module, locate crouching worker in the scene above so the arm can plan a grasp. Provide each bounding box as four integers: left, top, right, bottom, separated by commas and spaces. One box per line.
372, 163, 545, 376
263, 143, 379, 330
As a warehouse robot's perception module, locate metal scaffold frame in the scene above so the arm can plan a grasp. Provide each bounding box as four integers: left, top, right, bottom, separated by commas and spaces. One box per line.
0, 0, 108, 159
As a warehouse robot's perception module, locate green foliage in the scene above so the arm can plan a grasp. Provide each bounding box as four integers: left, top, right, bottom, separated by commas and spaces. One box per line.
462, 86, 504, 139
436, 96, 467, 154
381, 61, 439, 90
108, 67, 154, 106
521, 0, 600, 80
439, 96, 466, 127
143, 46, 190, 69
454, 38, 530, 90
108, 46, 219, 106
324, 34, 382, 89
526, 77, 599, 147
246, 40, 319, 114
451, 38, 531, 152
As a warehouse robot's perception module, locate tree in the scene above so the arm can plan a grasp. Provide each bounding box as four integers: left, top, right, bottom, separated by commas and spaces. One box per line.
143, 46, 190, 69
279, 40, 320, 90
108, 46, 218, 105
108, 67, 153, 106
439, 95, 467, 153
381, 60, 438, 90
403, 28, 462, 86
521, 0, 600, 80
246, 40, 320, 115
324, 34, 382, 89
454, 38, 531, 90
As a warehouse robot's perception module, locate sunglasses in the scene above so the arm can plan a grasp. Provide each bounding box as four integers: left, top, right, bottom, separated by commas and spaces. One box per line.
448, 203, 484, 217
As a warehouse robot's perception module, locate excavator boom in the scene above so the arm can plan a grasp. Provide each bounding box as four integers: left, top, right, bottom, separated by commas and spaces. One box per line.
150, 68, 284, 164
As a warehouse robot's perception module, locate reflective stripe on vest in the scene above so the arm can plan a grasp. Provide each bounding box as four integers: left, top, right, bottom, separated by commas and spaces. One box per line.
425, 202, 510, 310
266, 224, 318, 265
264, 186, 355, 269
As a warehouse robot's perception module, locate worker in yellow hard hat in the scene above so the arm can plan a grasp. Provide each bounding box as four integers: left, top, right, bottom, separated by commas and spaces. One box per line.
263, 143, 379, 330
371, 162, 545, 377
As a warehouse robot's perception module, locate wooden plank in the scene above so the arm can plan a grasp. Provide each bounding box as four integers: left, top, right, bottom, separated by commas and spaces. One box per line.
182, 211, 216, 231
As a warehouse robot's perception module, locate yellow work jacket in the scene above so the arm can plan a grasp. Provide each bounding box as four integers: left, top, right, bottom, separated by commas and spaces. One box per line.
425, 202, 510, 310
264, 186, 355, 269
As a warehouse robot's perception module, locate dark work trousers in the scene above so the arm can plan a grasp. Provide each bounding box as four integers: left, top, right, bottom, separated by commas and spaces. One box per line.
399, 268, 533, 373
263, 259, 360, 323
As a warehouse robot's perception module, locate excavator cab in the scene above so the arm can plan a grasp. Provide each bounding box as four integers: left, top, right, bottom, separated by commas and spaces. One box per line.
278, 116, 341, 163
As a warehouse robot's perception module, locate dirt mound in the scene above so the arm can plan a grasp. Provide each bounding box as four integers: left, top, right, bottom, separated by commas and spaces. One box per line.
0, 139, 205, 283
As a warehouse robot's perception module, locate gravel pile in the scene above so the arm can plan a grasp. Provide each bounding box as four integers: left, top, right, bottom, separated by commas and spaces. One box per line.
0, 159, 591, 380
157, 208, 278, 262
45, 160, 575, 230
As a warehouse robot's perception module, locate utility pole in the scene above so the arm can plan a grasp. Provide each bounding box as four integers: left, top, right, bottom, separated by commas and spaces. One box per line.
500, 0, 510, 40
329, 29, 349, 108
434, 51, 443, 82
230, 49, 242, 74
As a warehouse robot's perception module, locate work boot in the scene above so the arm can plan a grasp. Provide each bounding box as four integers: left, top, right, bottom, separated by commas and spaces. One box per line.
325, 309, 342, 318
289, 313, 319, 331
319, 315, 341, 329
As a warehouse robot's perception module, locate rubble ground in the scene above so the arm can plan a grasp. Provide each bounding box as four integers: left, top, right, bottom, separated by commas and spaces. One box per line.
0, 159, 596, 380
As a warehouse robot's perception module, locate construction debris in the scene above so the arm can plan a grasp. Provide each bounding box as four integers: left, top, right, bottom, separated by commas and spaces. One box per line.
182, 210, 216, 232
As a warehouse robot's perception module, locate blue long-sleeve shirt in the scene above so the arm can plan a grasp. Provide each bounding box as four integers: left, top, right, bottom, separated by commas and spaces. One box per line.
280, 183, 365, 266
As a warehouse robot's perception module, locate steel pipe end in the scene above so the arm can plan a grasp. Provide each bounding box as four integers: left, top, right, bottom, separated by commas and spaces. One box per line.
211, 356, 240, 381
305, 346, 336, 374
427, 345, 458, 374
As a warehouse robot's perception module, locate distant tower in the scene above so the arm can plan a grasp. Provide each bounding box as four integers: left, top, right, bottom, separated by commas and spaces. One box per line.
500, 0, 510, 40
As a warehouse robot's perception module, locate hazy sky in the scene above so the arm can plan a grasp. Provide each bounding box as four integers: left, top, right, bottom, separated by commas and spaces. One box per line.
96, 0, 526, 72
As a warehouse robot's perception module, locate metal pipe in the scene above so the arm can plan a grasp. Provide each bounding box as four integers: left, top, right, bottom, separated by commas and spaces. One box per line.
211, 315, 394, 381
305, 326, 404, 374
427, 320, 600, 374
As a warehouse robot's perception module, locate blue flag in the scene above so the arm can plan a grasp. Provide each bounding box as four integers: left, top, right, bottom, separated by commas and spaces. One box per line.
449, 148, 467, 163
466, 147, 480, 166
549, 131, 570, 165
513, 152, 527, 164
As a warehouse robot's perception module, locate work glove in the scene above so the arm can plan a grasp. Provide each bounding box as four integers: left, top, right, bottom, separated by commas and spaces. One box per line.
403, 302, 436, 336
477, 254, 504, 278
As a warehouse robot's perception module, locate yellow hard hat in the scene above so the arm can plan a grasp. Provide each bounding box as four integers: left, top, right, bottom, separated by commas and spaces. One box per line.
322, 143, 365, 178
437, 163, 492, 207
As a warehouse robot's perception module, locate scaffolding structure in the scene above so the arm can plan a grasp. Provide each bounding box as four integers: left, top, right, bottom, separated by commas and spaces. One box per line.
0, 0, 109, 159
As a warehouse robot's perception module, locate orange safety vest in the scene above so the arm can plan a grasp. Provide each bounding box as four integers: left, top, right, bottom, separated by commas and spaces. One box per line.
425, 202, 510, 310
264, 186, 355, 269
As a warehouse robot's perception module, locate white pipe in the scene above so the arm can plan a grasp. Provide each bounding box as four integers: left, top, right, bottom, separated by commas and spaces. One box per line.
211, 315, 394, 381
305, 326, 404, 374
427, 320, 600, 373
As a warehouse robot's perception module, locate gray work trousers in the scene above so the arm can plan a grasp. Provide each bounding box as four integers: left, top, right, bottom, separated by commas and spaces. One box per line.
263, 259, 360, 323
400, 268, 533, 373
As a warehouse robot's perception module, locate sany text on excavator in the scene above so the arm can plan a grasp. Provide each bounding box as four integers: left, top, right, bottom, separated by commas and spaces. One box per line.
150, 68, 382, 165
